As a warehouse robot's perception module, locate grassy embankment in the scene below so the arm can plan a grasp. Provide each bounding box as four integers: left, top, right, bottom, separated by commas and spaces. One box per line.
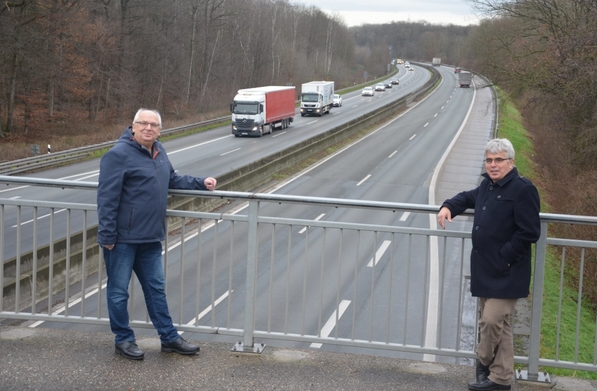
497, 88, 597, 380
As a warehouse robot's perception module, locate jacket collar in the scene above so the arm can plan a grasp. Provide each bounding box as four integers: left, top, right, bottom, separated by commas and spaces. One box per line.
482, 166, 519, 186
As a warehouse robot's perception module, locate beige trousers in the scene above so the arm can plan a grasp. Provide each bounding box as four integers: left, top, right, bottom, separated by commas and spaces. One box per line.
476, 297, 518, 385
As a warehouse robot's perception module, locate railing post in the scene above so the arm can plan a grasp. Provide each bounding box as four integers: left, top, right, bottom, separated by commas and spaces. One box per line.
232, 199, 265, 354
519, 221, 550, 383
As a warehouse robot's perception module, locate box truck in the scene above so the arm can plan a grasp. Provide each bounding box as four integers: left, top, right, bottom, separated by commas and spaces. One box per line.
458, 71, 473, 88
230, 86, 296, 137
300, 81, 334, 117
432, 57, 441, 66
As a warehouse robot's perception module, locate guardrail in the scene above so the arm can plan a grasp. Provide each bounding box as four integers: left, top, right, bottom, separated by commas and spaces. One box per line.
2, 179, 597, 382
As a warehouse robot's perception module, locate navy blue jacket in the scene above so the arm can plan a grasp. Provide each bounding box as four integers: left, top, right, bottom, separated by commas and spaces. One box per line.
97, 127, 209, 245
441, 167, 541, 299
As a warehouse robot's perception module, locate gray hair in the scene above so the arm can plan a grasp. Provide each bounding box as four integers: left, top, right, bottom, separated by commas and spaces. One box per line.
133, 108, 162, 128
485, 138, 515, 159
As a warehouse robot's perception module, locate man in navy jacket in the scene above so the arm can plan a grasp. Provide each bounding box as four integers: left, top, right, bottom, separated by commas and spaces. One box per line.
437, 138, 541, 391
97, 108, 217, 360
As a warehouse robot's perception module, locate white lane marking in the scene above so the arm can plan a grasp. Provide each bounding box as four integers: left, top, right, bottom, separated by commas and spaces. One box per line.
366, 240, 392, 267
409, 134, 417, 140
399, 212, 410, 222
388, 151, 398, 158
299, 213, 325, 234
272, 131, 287, 137
310, 300, 351, 348
12, 208, 66, 227
307, 120, 318, 125
169, 134, 233, 155
434, 113, 438, 117
221, 148, 241, 156
179, 290, 232, 334
356, 174, 371, 187
424, 122, 429, 127
10, 196, 21, 199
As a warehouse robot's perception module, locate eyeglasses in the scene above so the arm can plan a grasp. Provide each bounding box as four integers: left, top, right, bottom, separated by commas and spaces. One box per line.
134, 121, 161, 129
484, 157, 511, 164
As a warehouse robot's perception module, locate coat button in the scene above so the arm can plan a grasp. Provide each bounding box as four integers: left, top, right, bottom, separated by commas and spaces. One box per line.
475, 226, 479, 230
497, 195, 501, 198
482, 206, 486, 210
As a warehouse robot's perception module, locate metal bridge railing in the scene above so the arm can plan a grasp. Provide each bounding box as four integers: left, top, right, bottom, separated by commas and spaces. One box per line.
1, 178, 597, 382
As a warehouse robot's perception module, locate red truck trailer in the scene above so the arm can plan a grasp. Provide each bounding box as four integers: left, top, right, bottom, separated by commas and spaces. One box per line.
230, 86, 296, 137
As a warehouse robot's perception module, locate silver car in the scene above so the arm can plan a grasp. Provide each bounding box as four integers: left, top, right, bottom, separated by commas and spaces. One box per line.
361, 87, 374, 96
332, 94, 342, 107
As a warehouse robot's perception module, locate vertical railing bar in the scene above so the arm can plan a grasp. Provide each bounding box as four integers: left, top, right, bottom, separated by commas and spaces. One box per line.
337, 229, 344, 339
31, 207, 38, 314
319, 227, 326, 338
301, 228, 309, 336
48, 209, 55, 316
438, 233, 448, 349
211, 220, 219, 328
15, 206, 22, 313
97, 238, 104, 320
268, 224, 276, 333
64, 209, 71, 317
351, 230, 361, 341
403, 234, 412, 345
242, 199, 259, 347
556, 247, 566, 360
284, 225, 292, 334
227, 221, 233, 329
81, 211, 87, 317
421, 235, 430, 347
574, 248, 586, 363
194, 218, 203, 327
385, 232, 396, 344
179, 217, 186, 326
455, 236, 465, 353
527, 221, 549, 380
369, 232, 378, 342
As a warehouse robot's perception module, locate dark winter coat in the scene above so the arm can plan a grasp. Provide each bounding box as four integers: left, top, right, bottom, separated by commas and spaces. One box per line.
441, 167, 541, 299
97, 127, 209, 245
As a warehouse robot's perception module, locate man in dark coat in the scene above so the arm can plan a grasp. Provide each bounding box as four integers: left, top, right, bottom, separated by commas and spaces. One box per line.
437, 138, 541, 391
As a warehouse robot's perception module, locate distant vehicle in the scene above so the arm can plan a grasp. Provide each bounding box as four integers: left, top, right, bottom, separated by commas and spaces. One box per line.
332, 94, 342, 107
230, 86, 295, 137
375, 83, 386, 91
362, 87, 374, 96
432, 57, 441, 66
300, 81, 335, 117
391, 78, 399, 85
404, 61, 411, 68
459, 71, 473, 88
454, 67, 461, 73
384, 81, 392, 88
409, 67, 414, 72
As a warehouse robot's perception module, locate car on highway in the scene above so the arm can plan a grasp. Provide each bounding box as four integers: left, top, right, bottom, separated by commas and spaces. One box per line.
375, 83, 386, 92
384, 81, 392, 88
391, 78, 399, 85
454, 67, 461, 73
332, 94, 342, 107
409, 67, 414, 72
361, 86, 374, 96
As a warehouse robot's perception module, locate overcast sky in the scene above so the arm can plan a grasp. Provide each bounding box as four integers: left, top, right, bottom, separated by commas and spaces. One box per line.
291, 0, 483, 27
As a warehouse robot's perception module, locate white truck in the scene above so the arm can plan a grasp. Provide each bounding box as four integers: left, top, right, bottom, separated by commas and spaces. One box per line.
230, 86, 296, 137
432, 57, 441, 66
458, 71, 473, 88
300, 81, 334, 117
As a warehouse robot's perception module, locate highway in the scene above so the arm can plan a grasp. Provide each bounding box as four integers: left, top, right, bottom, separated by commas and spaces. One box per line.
2, 64, 479, 362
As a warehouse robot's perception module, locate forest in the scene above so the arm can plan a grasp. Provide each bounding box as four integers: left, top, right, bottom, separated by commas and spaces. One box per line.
1, 1, 596, 218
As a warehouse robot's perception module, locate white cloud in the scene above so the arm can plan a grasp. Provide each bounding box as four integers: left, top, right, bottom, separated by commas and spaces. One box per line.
291, 0, 483, 27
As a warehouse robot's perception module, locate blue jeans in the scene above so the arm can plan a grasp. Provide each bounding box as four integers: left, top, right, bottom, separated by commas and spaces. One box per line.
103, 242, 179, 344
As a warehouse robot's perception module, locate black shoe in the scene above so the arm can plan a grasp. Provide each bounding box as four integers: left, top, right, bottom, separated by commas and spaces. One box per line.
115, 341, 144, 360
468, 379, 511, 391
161, 337, 200, 355
475, 360, 490, 383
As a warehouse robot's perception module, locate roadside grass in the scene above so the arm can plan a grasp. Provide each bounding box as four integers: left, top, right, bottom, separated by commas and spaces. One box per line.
497, 88, 597, 380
